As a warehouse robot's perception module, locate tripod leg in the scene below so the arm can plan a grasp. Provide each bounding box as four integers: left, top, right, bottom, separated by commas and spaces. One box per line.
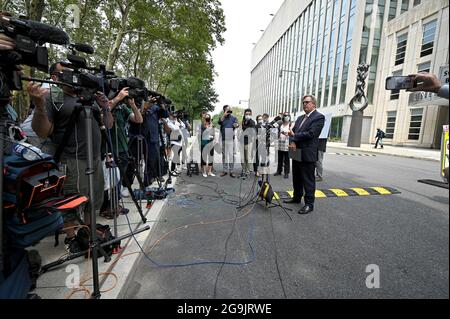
116, 161, 147, 224
83, 107, 101, 299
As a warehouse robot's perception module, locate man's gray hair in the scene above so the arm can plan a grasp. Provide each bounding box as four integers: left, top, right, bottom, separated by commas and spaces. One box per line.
303, 94, 317, 106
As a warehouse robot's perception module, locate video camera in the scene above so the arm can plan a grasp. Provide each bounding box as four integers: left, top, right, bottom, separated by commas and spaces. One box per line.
109, 76, 149, 105
0, 14, 69, 104
266, 116, 283, 129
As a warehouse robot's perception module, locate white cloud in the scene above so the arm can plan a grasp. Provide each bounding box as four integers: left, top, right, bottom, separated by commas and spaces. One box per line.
211, 0, 284, 114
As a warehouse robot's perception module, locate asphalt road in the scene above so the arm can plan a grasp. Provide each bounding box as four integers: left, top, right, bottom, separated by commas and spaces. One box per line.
123, 147, 449, 299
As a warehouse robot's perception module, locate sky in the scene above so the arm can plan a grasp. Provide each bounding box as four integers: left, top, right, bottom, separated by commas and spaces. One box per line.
211, 0, 285, 114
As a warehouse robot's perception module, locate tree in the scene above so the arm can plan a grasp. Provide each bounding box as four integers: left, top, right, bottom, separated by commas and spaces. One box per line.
1, 0, 226, 122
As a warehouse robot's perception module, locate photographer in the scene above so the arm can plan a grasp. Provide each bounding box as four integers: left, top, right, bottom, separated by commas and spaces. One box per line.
29, 62, 111, 253
218, 105, 239, 178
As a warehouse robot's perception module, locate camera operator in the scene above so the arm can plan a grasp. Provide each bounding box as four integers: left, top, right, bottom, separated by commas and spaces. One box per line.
141, 95, 168, 185
109, 87, 143, 183
218, 105, 239, 178
100, 87, 143, 214
0, 33, 15, 51
28, 62, 112, 253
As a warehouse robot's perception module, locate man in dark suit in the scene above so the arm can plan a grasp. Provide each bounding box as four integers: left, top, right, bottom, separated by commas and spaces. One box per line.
285, 95, 325, 214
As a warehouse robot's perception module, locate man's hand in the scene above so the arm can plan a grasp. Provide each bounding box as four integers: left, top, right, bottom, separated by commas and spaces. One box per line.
407, 73, 442, 93
27, 82, 49, 109
288, 130, 295, 137
95, 92, 110, 109
116, 87, 129, 101
289, 142, 297, 151
127, 97, 137, 109
110, 87, 129, 108
0, 34, 15, 51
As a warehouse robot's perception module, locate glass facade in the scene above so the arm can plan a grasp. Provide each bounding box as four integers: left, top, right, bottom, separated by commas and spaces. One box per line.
250, 0, 384, 116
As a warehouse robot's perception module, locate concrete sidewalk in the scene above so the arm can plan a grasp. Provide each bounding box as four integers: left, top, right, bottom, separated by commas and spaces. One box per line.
328, 142, 442, 162
33, 177, 174, 299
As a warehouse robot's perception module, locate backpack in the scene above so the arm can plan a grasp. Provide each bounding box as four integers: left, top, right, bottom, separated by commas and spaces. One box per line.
76, 224, 121, 259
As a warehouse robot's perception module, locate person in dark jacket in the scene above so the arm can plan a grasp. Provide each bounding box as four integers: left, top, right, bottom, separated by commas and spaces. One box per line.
374, 128, 385, 149
285, 95, 325, 215
241, 109, 256, 177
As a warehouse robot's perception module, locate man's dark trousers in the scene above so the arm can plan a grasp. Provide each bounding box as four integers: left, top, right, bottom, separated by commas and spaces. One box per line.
292, 160, 316, 207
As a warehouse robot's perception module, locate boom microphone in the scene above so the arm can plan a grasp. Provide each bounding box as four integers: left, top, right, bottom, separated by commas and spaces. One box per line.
3, 16, 70, 45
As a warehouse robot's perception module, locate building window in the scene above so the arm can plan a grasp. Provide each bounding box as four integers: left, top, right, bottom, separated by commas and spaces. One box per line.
386, 111, 397, 139
408, 108, 423, 140
413, 0, 421, 6
421, 19, 437, 57
330, 116, 343, 139
418, 61, 431, 73
395, 33, 407, 65
401, 0, 409, 13
388, 0, 398, 21
390, 70, 402, 100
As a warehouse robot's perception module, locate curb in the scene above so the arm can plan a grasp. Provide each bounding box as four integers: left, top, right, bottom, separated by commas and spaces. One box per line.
328, 144, 441, 162
99, 180, 174, 299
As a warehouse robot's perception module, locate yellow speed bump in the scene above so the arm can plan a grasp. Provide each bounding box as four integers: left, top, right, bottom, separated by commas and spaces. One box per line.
329, 189, 349, 197
370, 187, 392, 195
315, 190, 327, 198
350, 188, 371, 196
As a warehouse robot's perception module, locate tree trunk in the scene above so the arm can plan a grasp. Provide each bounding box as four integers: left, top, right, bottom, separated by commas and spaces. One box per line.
106, 4, 131, 70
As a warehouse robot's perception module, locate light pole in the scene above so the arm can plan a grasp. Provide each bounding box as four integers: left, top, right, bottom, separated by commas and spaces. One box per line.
279, 68, 301, 114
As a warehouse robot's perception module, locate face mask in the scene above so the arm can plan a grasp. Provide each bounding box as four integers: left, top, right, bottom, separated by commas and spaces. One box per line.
258, 120, 263, 125
245, 115, 251, 121
205, 118, 211, 122
284, 116, 290, 122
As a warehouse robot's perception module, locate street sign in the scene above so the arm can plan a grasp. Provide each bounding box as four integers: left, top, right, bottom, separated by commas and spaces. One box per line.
439, 65, 449, 85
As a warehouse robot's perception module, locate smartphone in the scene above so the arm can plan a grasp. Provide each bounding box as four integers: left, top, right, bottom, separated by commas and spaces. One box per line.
386, 76, 416, 90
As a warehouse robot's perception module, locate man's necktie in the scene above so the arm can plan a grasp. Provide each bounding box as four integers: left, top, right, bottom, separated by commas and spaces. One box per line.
299, 115, 308, 129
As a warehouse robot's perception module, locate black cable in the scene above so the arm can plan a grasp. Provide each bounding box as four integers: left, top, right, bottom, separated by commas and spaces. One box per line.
269, 208, 288, 299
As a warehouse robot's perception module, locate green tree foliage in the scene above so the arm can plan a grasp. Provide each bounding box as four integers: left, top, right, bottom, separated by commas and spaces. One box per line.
1, 0, 226, 120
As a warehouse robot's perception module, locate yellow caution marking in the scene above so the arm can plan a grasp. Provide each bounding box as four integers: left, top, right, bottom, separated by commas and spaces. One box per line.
370, 187, 392, 195
330, 189, 350, 197
315, 190, 327, 198
287, 191, 294, 198
274, 192, 280, 200
350, 188, 371, 196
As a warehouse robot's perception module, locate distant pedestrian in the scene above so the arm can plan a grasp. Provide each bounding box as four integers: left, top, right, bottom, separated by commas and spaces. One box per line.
374, 128, 385, 149
315, 138, 327, 182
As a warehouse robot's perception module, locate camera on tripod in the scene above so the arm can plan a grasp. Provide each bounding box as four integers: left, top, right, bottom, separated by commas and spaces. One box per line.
0, 14, 70, 102
109, 76, 149, 104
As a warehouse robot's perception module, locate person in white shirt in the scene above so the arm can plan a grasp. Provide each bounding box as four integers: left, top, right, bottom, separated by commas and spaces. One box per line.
275, 112, 292, 179
166, 111, 183, 176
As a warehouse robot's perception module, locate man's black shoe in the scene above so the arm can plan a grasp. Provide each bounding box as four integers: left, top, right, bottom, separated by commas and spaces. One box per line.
298, 205, 314, 215
284, 198, 301, 204
230, 173, 237, 178
284, 174, 289, 179
274, 172, 282, 176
